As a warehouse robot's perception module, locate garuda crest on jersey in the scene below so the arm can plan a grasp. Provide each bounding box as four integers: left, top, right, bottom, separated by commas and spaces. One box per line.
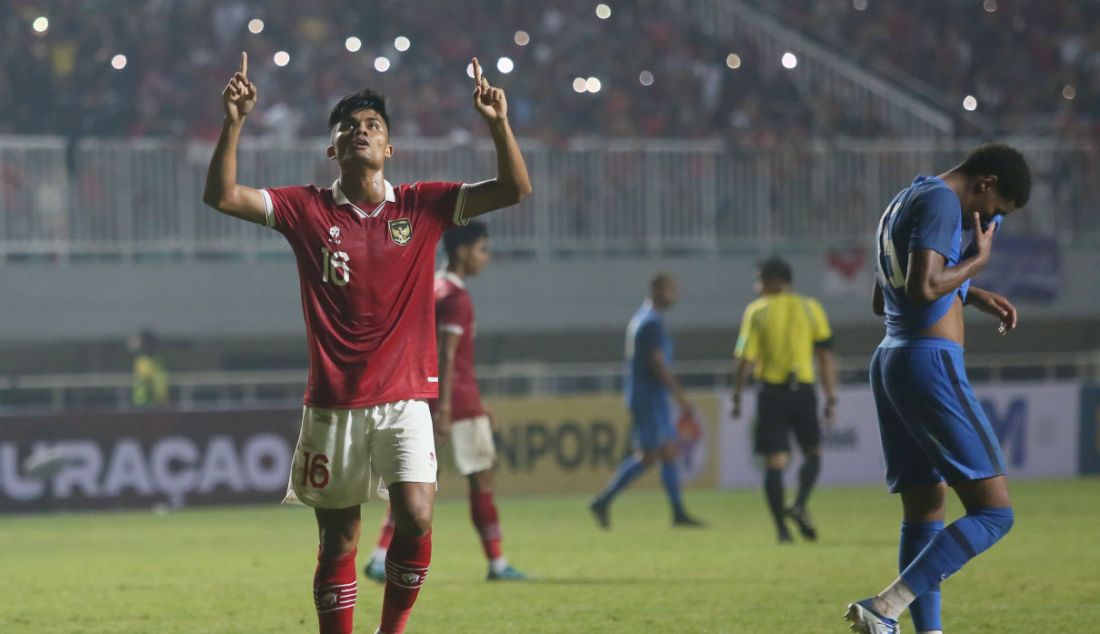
388, 218, 412, 246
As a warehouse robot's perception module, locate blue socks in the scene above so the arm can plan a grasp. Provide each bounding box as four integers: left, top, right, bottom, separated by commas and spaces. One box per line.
595, 457, 686, 517
900, 520, 944, 632
901, 507, 1014, 597
595, 455, 647, 506
660, 461, 686, 517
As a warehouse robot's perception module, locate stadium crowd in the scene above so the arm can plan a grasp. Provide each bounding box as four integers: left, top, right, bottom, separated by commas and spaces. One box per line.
765, 0, 1100, 135
2, 0, 883, 144
3, 0, 1098, 142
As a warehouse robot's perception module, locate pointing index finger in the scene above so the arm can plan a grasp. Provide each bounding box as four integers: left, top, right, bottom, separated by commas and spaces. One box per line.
472, 57, 482, 88
240, 52, 248, 78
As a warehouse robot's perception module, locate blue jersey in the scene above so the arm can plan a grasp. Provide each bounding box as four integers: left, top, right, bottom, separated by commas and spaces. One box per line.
875, 176, 965, 337
624, 302, 672, 412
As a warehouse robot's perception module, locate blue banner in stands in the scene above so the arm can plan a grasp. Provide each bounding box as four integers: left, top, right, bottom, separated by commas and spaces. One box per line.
974, 234, 1062, 303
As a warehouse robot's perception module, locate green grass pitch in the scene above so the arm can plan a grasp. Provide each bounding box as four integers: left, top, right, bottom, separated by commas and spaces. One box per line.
2, 478, 1097, 633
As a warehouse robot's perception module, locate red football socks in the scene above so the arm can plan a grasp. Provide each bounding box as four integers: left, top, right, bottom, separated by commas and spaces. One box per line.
379, 530, 432, 634
313, 549, 357, 634
470, 491, 503, 561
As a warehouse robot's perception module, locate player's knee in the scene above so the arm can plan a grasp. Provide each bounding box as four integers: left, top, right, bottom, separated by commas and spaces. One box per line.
973, 506, 1014, 539
638, 450, 659, 467
468, 470, 494, 493
315, 512, 360, 556
765, 453, 789, 470
394, 503, 433, 536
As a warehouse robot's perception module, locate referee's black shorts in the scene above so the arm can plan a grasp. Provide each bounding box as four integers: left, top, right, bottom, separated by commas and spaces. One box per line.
753, 382, 820, 455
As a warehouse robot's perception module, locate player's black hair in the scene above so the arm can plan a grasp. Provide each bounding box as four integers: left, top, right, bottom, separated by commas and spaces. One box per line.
443, 221, 489, 261
956, 143, 1031, 208
649, 272, 675, 294
758, 256, 793, 284
328, 89, 390, 132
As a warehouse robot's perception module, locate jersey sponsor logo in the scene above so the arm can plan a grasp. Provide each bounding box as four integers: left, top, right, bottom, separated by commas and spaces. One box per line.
388, 218, 412, 246
327, 225, 342, 245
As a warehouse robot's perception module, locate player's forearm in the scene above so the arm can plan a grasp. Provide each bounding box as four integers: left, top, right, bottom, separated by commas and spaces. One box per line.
436, 354, 456, 412
907, 253, 987, 304
732, 358, 750, 399
203, 119, 246, 210
655, 362, 689, 408
817, 349, 838, 402
487, 118, 532, 203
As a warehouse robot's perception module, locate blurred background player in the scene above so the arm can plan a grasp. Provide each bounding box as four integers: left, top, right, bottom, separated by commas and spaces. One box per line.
202, 54, 530, 634
847, 144, 1030, 634
364, 221, 529, 582
589, 273, 704, 529
128, 329, 169, 408
732, 257, 837, 543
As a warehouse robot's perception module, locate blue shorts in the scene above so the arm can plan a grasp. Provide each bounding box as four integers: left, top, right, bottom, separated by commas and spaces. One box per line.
630, 405, 676, 451
870, 336, 1005, 493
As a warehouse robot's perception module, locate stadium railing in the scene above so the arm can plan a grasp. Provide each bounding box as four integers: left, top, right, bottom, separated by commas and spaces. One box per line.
2, 352, 1096, 413
688, 0, 955, 137
0, 136, 1093, 260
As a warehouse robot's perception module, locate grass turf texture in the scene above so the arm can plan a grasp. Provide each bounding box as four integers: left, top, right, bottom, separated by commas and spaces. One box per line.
1, 479, 1097, 633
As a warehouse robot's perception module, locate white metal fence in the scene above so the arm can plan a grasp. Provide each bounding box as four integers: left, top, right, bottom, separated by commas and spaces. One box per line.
0, 136, 1095, 259
2, 352, 1096, 413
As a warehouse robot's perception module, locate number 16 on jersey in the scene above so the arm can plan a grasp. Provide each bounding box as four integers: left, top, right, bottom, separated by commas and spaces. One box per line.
321, 247, 351, 286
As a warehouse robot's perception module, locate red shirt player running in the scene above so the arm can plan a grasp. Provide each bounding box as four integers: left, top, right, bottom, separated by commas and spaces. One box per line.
364, 221, 529, 583
203, 53, 531, 634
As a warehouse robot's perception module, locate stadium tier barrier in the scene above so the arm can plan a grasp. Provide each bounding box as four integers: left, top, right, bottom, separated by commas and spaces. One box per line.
0, 382, 1094, 514
0, 136, 1096, 260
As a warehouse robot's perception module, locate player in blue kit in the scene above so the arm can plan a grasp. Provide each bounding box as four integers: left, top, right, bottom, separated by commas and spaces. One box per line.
845, 144, 1031, 634
589, 273, 704, 528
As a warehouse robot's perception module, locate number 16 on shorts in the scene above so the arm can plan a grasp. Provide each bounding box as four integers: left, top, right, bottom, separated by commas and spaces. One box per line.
301, 452, 331, 489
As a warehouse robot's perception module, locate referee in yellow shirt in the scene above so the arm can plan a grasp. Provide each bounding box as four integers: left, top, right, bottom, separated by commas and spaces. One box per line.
732, 257, 838, 543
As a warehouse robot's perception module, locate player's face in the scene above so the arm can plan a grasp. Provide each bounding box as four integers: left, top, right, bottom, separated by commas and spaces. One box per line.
328, 109, 392, 169
465, 237, 491, 276
962, 177, 1016, 228
655, 279, 680, 308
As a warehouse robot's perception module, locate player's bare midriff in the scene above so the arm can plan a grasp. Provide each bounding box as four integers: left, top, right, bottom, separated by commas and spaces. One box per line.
919, 295, 965, 346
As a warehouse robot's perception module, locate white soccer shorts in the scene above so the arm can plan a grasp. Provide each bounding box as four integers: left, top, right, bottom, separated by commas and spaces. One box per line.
284, 400, 438, 509
450, 415, 496, 476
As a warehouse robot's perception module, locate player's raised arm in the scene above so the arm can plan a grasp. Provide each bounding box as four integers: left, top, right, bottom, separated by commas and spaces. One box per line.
202, 52, 268, 225
462, 57, 533, 218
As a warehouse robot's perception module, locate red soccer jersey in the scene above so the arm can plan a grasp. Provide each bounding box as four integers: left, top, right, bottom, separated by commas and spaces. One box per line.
261, 178, 469, 408
431, 271, 486, 421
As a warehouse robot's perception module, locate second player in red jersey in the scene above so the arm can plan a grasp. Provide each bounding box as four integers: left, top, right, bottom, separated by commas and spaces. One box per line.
203, 52, 531, 634
433, 267, 486, 421
364, 222, 530, 583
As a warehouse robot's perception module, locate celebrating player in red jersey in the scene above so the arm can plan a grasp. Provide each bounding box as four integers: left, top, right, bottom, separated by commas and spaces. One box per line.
364, 221, 529, 583
203, 52, 531, 634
